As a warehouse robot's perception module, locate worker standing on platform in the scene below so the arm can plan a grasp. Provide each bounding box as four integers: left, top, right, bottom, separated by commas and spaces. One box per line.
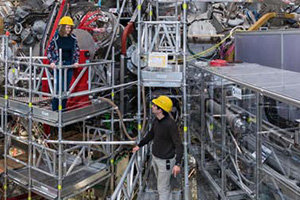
133, 95, 183, 200
47, 16, 80, 111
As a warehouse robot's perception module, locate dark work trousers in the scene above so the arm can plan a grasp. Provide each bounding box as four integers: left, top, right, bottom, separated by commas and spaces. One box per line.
52, 60, 73, 111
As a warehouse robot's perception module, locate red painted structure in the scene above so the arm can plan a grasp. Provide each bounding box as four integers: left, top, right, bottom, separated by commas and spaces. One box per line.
66, 50, 91, 110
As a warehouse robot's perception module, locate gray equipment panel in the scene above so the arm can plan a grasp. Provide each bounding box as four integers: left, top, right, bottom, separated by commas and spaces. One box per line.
235, 30, 300, 73
196, 62, 300, 107
142, 71, 182, 87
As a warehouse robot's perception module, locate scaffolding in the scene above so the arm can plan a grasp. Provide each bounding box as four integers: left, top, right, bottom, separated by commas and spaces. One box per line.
191, 61, 300, 199
0, 34, 139, 199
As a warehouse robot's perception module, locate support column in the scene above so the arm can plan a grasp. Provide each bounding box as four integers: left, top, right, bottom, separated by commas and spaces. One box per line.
256, 93, 263, 200
182, 1, 190, 199
200, 71, 205, 168
221, 84, 227, 195
110, 47, 115, 193
137, 0, 143, 192
57, 49, 63, 199
3, 35, 9, 200
27, 47, 33, 200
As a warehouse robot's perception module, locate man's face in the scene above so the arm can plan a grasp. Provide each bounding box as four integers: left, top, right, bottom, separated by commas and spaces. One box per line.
152, 104, 161, 115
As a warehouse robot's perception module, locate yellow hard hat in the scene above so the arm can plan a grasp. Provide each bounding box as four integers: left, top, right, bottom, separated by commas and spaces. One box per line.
152, 96, 173, 112
59, 16, 74, 26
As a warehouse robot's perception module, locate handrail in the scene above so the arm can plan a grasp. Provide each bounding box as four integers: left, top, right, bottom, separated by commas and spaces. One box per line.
110, 152, 139, 200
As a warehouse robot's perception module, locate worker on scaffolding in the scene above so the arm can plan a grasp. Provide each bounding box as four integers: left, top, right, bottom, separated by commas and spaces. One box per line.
47, 16, 80, 111
133, 95, 183, 200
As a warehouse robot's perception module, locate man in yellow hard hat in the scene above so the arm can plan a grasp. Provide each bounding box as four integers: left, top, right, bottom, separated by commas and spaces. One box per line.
47, 16, 79, 111
133, 95, 183, 200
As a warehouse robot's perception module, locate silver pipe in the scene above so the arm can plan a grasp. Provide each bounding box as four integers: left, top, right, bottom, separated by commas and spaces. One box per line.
60, 109, 110, 127
5, 78, 136, 100
45, 67, 54, 95
16, 56, 47, 59
28, 47, 33, 199
33, 64, 37, 91
137, 0, 143, 192
256, 93, 263, 199
142, 21, 181, 24
110, 153, 137, 199
6, 85, 56, 97
30, 165, 57, 178
4, 60, 113, 68
61, 60, 114, 68
64, 68, 67, 95
85, 125, 112, 133
6, 154, 58, 179
102, 118, 137, 123
88, 64, 91, 91
120, 55, 125, 115
221, 85, 226, 194
67, 67, 87, 95
6, 155, 27, 166
3, 35, 9, 200
200, 70, 205, 168
44, 140, 136, 145
83, 121, 86, 165
110, 47, 115, 191
4, 60, 53, 68
183, 0, 190, 199
87, 126, 91, 165
66, 147, 85, 176
63, 145, 82, 153
68, 81, 137, 98
58, 49, 63, 199
202, 169, 226, 199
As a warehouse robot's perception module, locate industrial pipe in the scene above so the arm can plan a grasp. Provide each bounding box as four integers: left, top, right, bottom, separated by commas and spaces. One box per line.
121, 22, 134, 56
207, 99, 246, 134
44, 140, 136, 145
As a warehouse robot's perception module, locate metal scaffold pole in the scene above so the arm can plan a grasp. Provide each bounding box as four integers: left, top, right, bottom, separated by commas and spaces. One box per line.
256, 93, 263, 200
0, 31, 123, 199
57, 49, 63, 199
27, 47, 33, 200
221, 84, 227, 195
110, 47, 115, 192
3, 35, 8, 200
182, 0, 190, 199
137, 0, 143, 193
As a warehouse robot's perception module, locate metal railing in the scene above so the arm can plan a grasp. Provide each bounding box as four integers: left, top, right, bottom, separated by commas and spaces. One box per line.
0, 34, 138, 199
110, 146, 148, 200
3, 57, 113, 99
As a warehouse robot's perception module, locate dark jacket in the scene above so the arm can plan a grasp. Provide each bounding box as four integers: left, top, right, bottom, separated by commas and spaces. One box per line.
138, 115, 183, 166
47, 31, 79, 64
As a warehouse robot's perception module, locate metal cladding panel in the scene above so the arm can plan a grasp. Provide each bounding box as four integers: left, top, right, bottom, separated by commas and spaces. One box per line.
196, 62, 300, 105
283, 34, 300, 72
235, 30, 300, 73
141, 71, 183, 87
235, 33, 281, 68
